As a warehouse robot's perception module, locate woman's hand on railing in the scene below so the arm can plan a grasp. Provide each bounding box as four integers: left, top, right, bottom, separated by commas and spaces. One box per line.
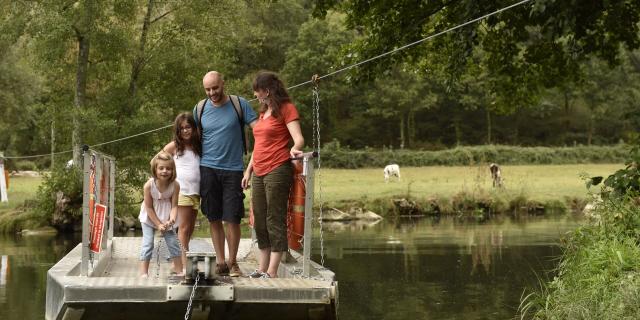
290, 147, 304, 159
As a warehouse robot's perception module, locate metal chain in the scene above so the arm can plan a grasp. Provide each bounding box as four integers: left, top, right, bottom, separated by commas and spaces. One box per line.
155, 238, 163, 278
184, 272, 200, 320
312, 81, 325, 266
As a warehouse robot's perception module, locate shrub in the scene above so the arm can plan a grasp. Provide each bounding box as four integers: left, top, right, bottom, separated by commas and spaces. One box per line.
520, 142, 640, 319
319, 144, 628, 168
13, 160, 38, 171
31, 165, 83, 230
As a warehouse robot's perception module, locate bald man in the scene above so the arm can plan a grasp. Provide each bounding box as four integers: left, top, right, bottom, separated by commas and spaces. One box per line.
194, 71, 257, 277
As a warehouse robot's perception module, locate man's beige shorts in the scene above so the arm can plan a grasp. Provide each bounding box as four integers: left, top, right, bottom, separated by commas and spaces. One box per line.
178, 194, 201, 210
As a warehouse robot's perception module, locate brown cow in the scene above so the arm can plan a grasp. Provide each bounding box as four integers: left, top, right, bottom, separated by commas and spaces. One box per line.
489, 163, 503, 188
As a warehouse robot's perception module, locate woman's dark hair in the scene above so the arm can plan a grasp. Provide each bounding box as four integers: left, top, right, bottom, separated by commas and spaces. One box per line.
173, 112, 201, 157
252, 71, 290, 118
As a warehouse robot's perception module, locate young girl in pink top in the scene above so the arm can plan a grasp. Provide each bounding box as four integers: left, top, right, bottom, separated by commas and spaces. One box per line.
138, 151, 183, 277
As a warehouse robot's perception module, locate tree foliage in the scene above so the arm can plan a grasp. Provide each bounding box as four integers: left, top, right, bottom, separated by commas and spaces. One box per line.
313, 0, 640, 112
0, 0, 639, 224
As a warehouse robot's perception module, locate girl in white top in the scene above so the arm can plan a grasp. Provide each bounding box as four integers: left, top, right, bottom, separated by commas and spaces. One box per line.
138, 151, 183, 277
163, 112, 202, 270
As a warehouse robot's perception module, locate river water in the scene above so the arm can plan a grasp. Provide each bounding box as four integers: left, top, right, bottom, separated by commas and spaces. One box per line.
0, 215, 580, 320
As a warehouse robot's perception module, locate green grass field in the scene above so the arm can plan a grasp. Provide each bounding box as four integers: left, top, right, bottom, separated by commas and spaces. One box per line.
0, 163, 623, 215
316, 164, 623, 205
0, 175, 42, 212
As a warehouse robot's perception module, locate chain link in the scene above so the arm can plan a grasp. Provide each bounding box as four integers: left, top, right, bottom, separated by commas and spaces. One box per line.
184, 272, 200, 320
312, 82, 325, 267
155, 238, 163, 278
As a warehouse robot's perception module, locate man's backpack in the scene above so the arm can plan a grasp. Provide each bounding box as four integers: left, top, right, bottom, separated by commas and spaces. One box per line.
195, 95, 249, 155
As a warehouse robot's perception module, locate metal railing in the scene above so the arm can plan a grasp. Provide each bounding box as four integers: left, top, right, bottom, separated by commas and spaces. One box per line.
81, 147, 116, 276
292, 151, 318, 277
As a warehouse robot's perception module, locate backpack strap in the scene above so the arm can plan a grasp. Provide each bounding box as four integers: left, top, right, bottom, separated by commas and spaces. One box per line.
228, 95, 249, 155
195, 98, 207, 137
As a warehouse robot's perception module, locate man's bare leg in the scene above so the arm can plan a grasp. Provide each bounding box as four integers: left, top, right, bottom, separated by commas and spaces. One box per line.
209, 221, 226, 265
225, 222, 241, 264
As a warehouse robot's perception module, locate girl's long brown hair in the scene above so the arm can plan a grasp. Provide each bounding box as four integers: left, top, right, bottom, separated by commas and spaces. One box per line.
173, 112, 201, 157
252, 71, 291, 119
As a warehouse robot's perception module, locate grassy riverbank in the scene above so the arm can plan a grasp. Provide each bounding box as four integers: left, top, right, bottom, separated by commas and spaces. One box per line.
318, 164, 622, 213
0, 175, 42, 211
0, 164, 622, 231
519, 197, 640, 318
320, 164, 622, 202
0, 175, 44, 232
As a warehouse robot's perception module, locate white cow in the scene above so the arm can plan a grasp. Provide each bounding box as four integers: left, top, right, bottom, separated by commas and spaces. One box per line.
383, 164, 401, 183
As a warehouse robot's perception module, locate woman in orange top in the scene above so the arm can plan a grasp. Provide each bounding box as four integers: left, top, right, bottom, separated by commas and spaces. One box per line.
242, 71, 304, 278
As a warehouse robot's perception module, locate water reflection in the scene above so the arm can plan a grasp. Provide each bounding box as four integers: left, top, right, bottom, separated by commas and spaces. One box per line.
1, 255, 8, 303
0, 232, 80, 320
0, 215, 579, 320
315, 215, 581, 320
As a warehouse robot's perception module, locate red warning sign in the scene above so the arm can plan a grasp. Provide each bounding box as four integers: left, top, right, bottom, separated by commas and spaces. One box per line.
90, 204, 107, 253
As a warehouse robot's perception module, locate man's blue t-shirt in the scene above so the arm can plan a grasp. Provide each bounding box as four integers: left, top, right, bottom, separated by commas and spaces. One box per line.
193, 96, 257, 171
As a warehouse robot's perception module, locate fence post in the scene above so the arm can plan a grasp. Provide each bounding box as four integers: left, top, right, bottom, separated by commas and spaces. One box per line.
302, 157, 315, 277
108, 159, 115, 241
0, 152, 7, 203
81, 150, 91, 276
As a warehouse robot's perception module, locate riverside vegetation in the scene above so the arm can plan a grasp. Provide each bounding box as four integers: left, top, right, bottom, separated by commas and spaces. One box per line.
519, 144, 640, 319
0, 145, 628, 233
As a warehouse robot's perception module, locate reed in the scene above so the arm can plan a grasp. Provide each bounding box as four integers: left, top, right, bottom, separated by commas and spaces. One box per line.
519, 197, 640, 319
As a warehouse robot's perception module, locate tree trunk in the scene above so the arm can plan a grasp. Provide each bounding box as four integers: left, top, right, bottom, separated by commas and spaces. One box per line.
128, 0, 155, 102
628, 51, 640, 73
72, 1, 94, 165
50, 119, 55, 169
563, 90, 571, 131
486, 107, 492, 144
454, 117, 462, 146
73, 33, 90, 165
587, 115, 594, 146
408, 110, 415, 148
399, 113, 405, 149
587, 113, 594, 146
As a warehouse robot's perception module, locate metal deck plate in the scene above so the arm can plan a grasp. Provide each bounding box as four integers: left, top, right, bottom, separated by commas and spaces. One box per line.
46, 237, 336, 320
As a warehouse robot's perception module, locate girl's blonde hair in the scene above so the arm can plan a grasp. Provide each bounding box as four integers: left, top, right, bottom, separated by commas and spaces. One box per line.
150, 151, 177, 182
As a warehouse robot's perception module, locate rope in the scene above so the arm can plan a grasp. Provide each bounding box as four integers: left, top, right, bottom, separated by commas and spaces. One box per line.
287, 0, 533, 90
2, 124, 172, 160
3, 0, 531, 160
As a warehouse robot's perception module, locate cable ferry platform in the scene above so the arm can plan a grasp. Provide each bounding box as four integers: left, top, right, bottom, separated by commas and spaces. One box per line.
47, 237, 337, 320
46, 149, 336, 320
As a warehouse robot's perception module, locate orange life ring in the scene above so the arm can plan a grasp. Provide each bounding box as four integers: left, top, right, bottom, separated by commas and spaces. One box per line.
287, 161, 305, 250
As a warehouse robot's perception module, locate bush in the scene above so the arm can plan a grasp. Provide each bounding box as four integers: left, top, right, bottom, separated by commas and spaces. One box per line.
13, 160, 38, 171
31, 165, 83, 230
520, 142, 640, 319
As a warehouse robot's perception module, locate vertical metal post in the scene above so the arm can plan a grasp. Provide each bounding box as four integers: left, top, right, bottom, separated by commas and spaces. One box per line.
108, 159, 115, 241
0, 153, 7, 203
81, 151, 91, 276
302, 157, 315, 277
100, 158, 109, 250
95, 156, 103, 255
